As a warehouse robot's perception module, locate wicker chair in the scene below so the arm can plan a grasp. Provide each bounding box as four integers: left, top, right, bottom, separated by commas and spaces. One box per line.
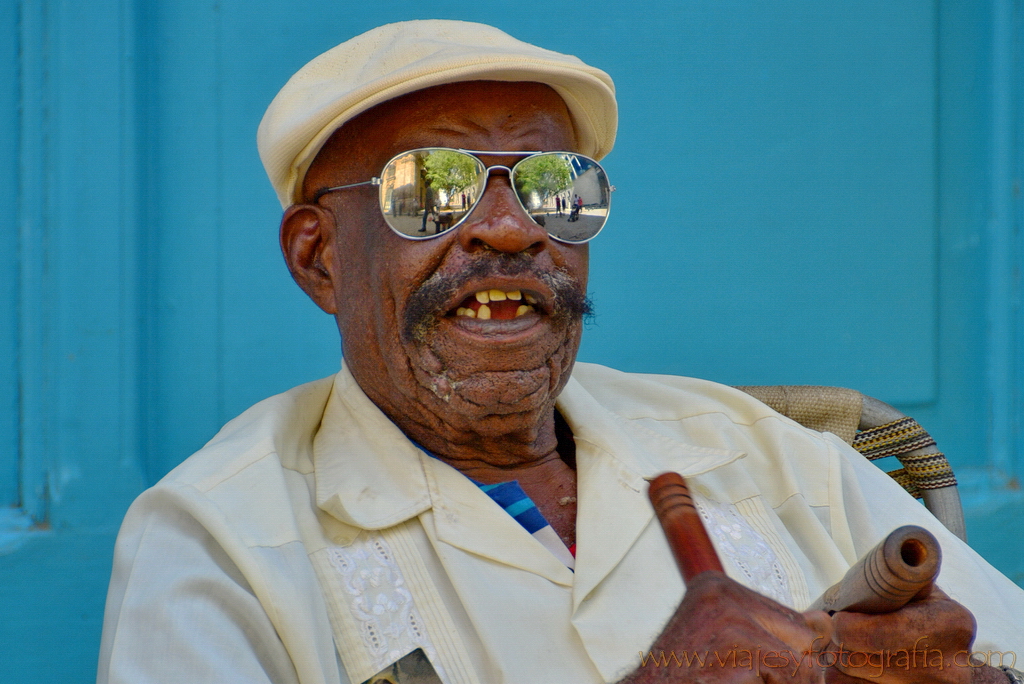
734, 385, 967, 542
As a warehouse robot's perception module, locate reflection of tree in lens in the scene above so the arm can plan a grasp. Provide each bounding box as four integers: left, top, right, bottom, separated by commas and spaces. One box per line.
514, 155, 572, 207
423, 151, 479, 207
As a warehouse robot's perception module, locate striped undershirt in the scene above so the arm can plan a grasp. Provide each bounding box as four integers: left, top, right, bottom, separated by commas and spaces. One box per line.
417, 445, 576, 570
476, 480, 576, 570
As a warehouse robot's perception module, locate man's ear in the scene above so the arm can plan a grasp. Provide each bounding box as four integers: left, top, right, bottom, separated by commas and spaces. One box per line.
280, 203, 338, 315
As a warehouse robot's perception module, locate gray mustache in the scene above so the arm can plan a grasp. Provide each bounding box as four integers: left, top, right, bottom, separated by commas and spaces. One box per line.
403, 254, 592, 341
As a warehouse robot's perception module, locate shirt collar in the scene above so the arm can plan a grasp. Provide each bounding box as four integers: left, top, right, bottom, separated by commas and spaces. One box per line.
313, 362, 433, 529
313, 361, 745, 531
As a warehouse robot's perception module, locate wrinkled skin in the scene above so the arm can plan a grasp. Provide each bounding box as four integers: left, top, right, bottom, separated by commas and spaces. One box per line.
279, 80, 1002, 684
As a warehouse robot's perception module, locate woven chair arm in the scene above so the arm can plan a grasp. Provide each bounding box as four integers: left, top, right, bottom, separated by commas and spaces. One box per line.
733, 385, 862, 444
855, 396, 965, 541
736, 385, 967, 542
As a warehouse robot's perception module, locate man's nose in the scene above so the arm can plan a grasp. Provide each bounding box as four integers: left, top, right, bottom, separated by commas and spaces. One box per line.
456, 173, 549, 255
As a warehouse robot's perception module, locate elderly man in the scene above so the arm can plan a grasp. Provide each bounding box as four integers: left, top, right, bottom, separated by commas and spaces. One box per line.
99, 20, 1023, 684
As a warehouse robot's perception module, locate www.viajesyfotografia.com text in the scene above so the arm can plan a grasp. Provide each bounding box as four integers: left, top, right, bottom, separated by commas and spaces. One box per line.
639, 637, 1016, 678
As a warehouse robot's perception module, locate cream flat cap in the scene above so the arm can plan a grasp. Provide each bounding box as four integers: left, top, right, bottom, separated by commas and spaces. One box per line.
258, 20, 617, 208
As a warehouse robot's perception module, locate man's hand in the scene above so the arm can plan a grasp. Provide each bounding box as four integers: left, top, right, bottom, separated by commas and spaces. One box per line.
622, 571, 833, 683
825, 588, 1007, 683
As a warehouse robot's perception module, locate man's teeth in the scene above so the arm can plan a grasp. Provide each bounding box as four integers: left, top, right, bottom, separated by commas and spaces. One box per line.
456, 290, 537, 319
474, 289, 525, 304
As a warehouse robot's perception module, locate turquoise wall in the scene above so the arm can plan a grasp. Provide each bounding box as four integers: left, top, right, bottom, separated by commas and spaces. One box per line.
1, 1, 1021, 681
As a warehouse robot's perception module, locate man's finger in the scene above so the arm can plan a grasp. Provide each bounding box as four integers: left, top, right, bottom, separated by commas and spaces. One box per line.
752, 606, 833, 656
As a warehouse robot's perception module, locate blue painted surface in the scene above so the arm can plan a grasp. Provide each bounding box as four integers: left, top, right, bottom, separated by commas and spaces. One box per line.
1, 1, 1021, 681
1, 0, 18, 508
985, 0, 1024, 476
2, 2, 148, 682
580, 2, 938, 403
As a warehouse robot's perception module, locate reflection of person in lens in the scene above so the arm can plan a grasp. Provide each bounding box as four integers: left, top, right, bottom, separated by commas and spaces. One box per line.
569, 194, 580, 221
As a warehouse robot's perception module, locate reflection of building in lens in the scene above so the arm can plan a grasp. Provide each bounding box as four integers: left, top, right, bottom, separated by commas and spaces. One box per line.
381, 153, 428, 216
571, 162, 610, 208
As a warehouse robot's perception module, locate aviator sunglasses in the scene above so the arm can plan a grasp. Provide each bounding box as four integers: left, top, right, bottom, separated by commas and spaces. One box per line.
312, 148, 613, 244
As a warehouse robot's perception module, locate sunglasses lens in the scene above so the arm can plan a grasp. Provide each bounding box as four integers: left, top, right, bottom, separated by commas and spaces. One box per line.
512, 153, 611, 243
376, 149, 611, 242
377, 149, 487, 238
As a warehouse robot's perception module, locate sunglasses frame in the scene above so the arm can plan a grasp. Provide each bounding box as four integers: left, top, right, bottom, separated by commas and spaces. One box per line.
312, 148, 612, 244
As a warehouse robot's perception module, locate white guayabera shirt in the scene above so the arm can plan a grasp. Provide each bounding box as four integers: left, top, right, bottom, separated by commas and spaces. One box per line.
98, 361, 1024, 684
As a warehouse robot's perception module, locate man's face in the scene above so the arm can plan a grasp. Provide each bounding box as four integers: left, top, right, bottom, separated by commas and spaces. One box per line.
298, 81, 590, 449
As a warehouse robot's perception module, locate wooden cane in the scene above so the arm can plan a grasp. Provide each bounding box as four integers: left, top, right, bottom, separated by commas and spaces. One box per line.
647, 472, 725, 580
648, 472, 941, 615
807, 524, 940, 614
